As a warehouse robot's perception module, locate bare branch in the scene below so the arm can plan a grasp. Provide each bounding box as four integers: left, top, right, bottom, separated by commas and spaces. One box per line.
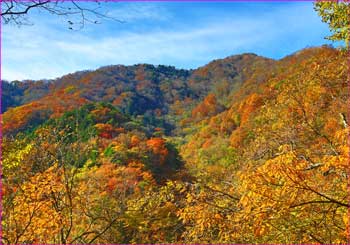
1, 0, 123, 29
289, 200, 335, 208
2, 1, 50, 16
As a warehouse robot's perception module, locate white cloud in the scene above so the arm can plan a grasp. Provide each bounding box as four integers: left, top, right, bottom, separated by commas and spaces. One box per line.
2, 18, 265, 80
1, 2, 331, 81
108, 3, 172, 22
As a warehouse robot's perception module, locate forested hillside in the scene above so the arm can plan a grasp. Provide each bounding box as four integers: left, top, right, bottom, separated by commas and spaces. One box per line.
2, 53, 273, 136
2, 44, 349, 244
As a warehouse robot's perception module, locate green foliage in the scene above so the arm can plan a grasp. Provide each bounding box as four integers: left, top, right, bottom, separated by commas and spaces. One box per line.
2, 138, 33, 176
3, 46, 349, 244
44, 104, 97, 143
1, 80, 23, 113
103, 145, 115, 157
314, 1, 350, 46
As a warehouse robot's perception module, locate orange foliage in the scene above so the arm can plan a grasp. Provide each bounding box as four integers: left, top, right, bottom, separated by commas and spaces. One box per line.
91, 107, 111, 119
202, 138, 213, 149
146, 138, 168, 163
95, 162, 155, 194
238, 93, 263, 124
130, 135, 141, 147
112, 96, 123, 106
192, 93, 223, 119
3, 89, 88, 135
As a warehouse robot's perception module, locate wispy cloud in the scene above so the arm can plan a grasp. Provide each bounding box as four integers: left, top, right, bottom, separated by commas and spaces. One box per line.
1, 2, 333, 81
108, 3, 172, 22
2, 21, 261, 80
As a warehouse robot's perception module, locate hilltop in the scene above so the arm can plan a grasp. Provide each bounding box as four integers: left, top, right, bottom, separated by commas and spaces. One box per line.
2, 45, 349, 244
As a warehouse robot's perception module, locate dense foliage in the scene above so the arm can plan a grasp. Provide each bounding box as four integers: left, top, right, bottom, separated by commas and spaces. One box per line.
2, 45, 349, 244
314, 0, 350, 46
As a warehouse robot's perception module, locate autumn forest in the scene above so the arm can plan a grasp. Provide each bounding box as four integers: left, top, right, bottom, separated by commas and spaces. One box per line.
1, 1, 350, 244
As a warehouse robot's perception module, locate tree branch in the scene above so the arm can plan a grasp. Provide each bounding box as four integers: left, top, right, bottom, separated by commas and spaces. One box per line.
1, 1, 50, 16
289, 200, 334, 208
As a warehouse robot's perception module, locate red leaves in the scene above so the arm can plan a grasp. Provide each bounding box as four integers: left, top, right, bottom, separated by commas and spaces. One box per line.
95, 123, 115, 139
99, 132, 113, 139
96, 162, 155, 195
107, 177, 118, 193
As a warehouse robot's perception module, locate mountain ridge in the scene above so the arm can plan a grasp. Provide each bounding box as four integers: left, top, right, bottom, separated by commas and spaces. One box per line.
2, 49, 276, 135
3, 44, 349, 244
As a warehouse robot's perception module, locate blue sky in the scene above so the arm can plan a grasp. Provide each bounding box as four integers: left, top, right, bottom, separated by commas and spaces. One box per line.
2, 1, 337, 81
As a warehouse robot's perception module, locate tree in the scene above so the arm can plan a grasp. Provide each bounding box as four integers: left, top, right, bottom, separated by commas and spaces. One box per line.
178, 46, 349, 243
314, 0, 350, 48
1, 0, 122, 30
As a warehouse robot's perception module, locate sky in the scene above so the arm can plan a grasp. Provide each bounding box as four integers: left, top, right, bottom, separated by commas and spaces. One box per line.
1, 1, 338, 81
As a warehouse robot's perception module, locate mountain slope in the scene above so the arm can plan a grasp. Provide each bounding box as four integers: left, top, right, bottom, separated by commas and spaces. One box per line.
2, 53, 273, 136
2, 45, 349, 244
179, 45, 350, 243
